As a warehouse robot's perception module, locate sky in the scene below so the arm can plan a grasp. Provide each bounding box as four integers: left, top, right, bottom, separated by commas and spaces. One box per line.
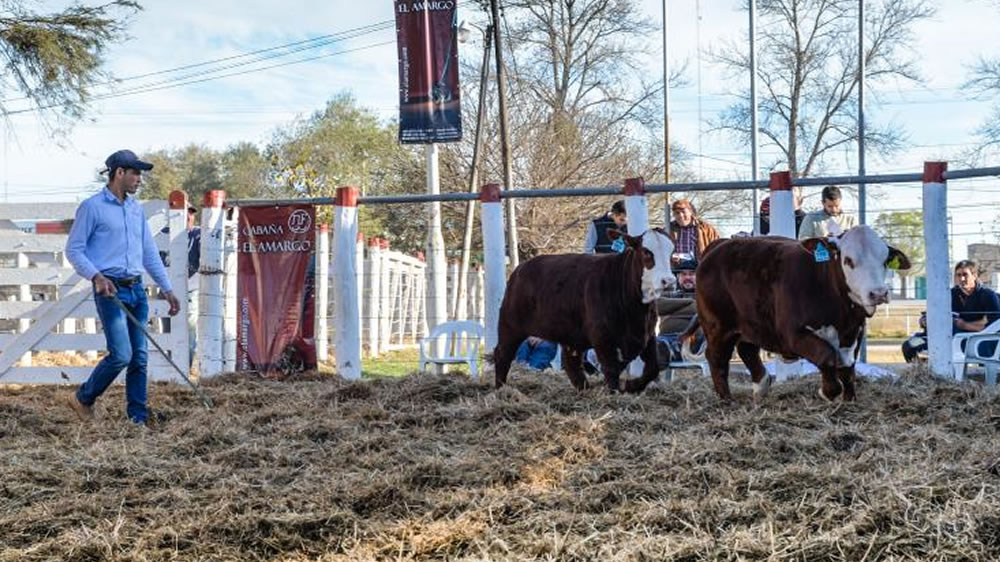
2, 0, 1000, 261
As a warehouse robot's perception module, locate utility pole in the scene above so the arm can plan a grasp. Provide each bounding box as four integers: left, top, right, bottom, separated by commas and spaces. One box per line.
662, 0, 670, 184
454, 24, 492, 321
489, 0, 518, 268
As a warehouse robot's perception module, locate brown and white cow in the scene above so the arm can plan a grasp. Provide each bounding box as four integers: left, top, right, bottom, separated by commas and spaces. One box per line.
493, 228, 676, 392
695, 225, 910, 402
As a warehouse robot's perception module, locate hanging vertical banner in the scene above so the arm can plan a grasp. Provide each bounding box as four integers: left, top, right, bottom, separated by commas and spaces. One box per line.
395, 0, 462, 143
237, 205, 317, 375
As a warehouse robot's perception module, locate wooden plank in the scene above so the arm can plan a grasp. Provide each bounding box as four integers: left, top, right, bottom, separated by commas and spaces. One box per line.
0, 367, 94, 384
0, 268, 76, 285
0, 300, 171, 320
0, 234, 68, 253
0, 334, 106, 350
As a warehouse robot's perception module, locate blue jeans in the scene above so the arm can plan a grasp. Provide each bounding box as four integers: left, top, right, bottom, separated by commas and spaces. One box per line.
76, 282, 149, 423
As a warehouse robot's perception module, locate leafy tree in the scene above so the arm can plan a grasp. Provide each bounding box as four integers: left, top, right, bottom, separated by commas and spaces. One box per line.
139, 144, 222, 204
874, 210, 925, 298
267, 92, 426, 252
1, 1, 141, 130
711, 0, 934, 177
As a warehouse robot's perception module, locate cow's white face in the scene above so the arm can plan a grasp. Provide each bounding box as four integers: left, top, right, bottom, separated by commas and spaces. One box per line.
827, 225, 909, 315
638, 229, 676, 303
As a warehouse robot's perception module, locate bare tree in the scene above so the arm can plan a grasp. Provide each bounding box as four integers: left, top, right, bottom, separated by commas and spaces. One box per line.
454, 0, 689, 256
965, 54, 1000, 161
710, 0, 934, 177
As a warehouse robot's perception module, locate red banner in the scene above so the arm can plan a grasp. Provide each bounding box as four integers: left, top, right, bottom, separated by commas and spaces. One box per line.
237, 205, 317, 374
395, 0, 462, 143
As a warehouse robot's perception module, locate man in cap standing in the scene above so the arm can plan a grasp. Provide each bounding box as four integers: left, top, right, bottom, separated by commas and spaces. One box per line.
65, 149, 180, 424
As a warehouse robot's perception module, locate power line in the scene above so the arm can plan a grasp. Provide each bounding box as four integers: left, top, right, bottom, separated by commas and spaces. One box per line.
4, 40, 394, 116
0, 20, 394, 105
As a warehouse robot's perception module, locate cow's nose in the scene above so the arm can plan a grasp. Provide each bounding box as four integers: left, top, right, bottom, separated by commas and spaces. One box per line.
870, 288, 889, 304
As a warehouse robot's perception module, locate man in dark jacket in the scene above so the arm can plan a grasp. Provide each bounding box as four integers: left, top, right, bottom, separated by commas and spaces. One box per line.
582, 200, 627, 253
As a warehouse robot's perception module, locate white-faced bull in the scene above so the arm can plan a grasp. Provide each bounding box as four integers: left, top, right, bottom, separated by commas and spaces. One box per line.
694, 225, 910, 402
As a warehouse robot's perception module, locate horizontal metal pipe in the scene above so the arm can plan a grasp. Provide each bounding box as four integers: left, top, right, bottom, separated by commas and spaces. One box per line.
226, 166, 1000, 207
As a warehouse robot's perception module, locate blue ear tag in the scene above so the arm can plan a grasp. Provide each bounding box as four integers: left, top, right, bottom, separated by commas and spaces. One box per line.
813, 242, 830, 263
611, 238, 626, 253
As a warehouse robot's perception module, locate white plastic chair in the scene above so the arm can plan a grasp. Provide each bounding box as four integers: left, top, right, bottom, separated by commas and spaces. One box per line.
952, 318, 1000, 380
959, 332, 1000, 385
419, 320, 484, 377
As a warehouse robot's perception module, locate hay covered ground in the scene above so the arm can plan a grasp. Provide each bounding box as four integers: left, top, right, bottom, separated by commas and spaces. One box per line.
1, 366, 999, 561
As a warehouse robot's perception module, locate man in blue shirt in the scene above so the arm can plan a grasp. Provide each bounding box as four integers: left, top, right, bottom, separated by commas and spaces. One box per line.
65, 149, 180, 424
902, 260, 1000, 362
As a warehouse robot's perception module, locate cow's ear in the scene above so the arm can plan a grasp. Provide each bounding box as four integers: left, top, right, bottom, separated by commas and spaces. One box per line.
801, 238, 840, 263
886, 246, 911, 270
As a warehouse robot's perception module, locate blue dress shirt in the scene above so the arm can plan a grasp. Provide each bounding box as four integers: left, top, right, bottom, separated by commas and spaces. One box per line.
65, 188, 173, 292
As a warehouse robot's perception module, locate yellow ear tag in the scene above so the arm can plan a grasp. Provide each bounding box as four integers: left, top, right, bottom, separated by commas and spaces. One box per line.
886, 255, 901, 270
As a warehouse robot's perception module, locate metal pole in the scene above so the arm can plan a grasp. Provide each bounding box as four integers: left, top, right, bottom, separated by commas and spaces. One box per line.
858, 0, 867, 227
455, 26, 492, 321
110, 294, 213, 409
490, 0, 519, 268
662, 0, 670, 184
858, 0, 868, 362
749, 0, 760, 234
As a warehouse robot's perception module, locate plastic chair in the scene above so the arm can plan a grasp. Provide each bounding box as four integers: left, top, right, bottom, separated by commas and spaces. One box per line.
952, 318, 1000, 380
960, 332, 1000, 385
419, 320, 484, 377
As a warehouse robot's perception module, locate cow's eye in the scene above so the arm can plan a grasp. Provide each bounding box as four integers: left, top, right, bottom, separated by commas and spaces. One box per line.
844, 256, 855, 269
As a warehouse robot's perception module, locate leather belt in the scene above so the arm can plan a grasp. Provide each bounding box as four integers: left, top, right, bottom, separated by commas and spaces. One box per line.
107, 275, 142, 287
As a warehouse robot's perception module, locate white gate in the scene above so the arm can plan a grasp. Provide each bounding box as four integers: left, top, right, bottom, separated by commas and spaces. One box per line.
0, 197, 190, 384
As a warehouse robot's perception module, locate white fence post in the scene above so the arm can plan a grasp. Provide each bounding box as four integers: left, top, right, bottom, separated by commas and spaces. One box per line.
481, 183, 507, 351
449, 260, 459, 321
769, 171, 796, 238
332, 187, 362, 380
366, 238, 382, 357
623, 177, 649, 233
923, 162, 951, 378
316, 223, 330, 362
58, 253, 77, 356
165, 191, 190, 378
222, 206, 239, 372
769, 171, 803, 381
379, 240, 392, 355
198, 190, 226, 379
355, 231, 365, 349
624, 177, 649, 377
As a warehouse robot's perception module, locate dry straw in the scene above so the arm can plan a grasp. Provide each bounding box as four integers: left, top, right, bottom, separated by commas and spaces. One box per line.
1, 365, 998, 561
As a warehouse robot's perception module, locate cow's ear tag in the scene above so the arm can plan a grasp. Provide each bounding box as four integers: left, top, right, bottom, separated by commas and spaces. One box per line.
813, 242, 830, 263
886, 255, 901, 270
611, 238, 626, 253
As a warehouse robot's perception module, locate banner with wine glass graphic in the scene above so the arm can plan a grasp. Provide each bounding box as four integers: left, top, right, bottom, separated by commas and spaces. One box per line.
394, 0, 463, 143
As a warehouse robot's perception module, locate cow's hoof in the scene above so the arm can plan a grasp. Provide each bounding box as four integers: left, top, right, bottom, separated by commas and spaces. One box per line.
752, 375, 773, 402
818, 387, 836, 403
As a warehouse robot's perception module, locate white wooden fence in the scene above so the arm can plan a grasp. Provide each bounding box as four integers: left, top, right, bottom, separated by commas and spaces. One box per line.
0, 198, 190, 384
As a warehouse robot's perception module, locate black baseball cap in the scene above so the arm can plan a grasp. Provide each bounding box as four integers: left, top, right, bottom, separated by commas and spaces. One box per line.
104, 149, 153, 173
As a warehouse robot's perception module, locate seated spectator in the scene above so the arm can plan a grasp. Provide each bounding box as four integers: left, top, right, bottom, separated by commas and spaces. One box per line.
656, 262, 702, 367
583, 200, 627, 254
668, 199, 719, 265
798, 185, 857, 239
515, 337, 559, 370
902, 260, 1000, 362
